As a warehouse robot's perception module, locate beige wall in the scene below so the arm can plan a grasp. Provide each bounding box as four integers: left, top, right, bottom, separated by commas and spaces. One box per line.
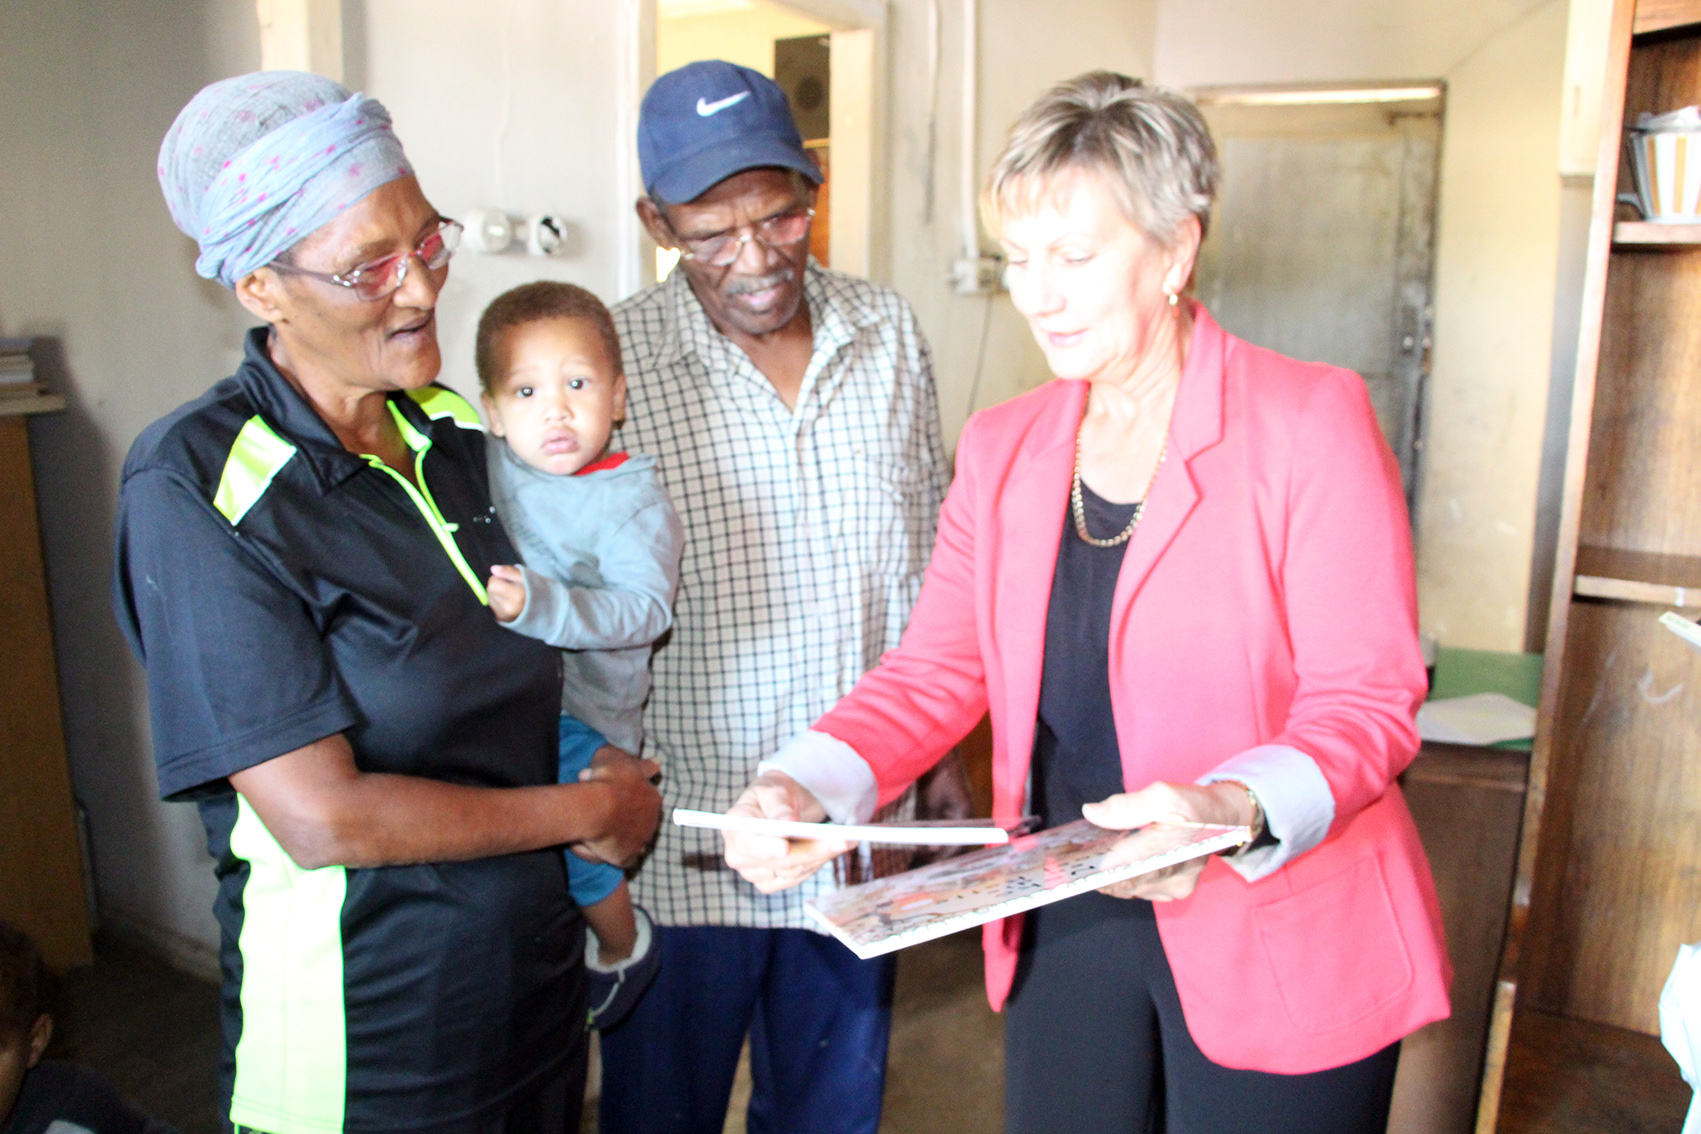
1419, 3, 1569, 649
1155, 0, 1570, 651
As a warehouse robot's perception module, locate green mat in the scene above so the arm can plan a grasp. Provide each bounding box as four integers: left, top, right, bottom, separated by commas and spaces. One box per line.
1427, 646, 1544, 751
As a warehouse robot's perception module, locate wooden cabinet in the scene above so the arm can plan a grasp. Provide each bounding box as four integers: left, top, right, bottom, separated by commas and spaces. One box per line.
1477, 0, 1701, 1126
1391, 743, 1528, 1134
0, 395, 91, 971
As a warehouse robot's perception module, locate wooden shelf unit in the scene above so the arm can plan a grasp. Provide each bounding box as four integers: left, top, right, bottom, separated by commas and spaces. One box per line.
1477, 1, 1701, 1129
1633, 0, 1701, 35
1613, 219, 1701, 244
1572, 544, 1701, 605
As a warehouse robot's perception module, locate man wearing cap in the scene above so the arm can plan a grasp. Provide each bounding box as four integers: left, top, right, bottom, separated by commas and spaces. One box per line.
602, 61, 947, 1134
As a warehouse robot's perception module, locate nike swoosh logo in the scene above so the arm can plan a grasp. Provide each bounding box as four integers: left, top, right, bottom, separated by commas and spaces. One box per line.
697, 92, 751, 116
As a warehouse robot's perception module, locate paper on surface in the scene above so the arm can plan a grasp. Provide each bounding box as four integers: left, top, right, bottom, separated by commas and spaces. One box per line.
1659, 942, 1701, 1134
1661, 611, 1701, 654
805, 819, 1247, 959
1416, 692, 1537, 746
1638, 105, 1701, 132
671, 808, 1013, 846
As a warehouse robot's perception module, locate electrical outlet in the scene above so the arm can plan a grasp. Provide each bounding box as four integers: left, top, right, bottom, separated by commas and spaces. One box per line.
950, 256, 1003, 295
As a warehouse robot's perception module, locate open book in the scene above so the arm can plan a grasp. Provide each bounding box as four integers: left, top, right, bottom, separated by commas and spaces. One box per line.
805, 819, 1247, 959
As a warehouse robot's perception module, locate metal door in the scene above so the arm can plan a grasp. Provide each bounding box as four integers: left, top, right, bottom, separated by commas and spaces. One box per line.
1192, 92, 1443, 506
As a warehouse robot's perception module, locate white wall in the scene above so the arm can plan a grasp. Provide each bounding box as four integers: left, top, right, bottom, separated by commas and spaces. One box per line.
357, 0, 637, 407
0, 0, 261, 973
1154, 0, 1570, 652
886, 0, 1158, 444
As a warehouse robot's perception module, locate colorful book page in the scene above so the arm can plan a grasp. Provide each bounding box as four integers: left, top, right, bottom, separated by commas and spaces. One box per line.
805, 819, 1247, 959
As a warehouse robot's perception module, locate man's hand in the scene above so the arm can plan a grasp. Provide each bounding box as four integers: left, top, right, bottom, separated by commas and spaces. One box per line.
722, 771, 855, 893
1082, 781, 1254, 902
487, 564, 526, 623
574, 745, 663, 868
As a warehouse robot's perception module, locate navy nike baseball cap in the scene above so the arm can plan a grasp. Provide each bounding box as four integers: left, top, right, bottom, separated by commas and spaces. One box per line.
638, 60, 822, 204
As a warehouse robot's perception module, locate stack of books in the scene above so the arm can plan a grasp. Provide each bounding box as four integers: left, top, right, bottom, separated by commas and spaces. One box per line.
0, 337, 42, 403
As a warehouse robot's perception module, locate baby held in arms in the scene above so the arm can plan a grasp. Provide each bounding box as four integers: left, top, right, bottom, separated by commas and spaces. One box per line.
478, 282, 684, 1029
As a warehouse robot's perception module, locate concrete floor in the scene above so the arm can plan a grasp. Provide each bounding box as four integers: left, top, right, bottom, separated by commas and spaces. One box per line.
51, 934, 222, 1134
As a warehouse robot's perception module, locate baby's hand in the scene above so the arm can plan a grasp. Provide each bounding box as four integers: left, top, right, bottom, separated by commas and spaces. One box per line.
487, 564, 527, 623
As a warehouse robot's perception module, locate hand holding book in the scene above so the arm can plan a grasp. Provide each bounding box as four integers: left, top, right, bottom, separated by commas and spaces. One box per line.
720, 769, 856, 893
720, 766, 1260, 911
1083, 779, 1261, 901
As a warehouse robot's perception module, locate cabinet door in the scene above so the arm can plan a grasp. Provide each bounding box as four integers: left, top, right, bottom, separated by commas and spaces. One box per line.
0, 415, 91, 968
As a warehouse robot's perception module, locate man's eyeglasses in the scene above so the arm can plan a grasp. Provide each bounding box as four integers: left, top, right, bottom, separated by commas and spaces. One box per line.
666, 206, 814, 268
269, 217, 463, 301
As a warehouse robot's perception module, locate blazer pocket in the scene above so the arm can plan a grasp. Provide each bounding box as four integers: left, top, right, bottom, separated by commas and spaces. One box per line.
1250, 854, 1414, 1035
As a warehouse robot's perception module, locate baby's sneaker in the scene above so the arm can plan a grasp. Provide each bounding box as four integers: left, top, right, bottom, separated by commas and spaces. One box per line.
586, 905, 660, 1031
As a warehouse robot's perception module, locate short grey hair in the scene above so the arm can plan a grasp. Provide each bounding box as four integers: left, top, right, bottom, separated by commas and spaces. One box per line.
983, 71, 1219, 244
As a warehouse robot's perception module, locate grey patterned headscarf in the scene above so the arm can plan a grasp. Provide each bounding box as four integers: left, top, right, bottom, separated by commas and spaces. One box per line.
157, 71, 414, 287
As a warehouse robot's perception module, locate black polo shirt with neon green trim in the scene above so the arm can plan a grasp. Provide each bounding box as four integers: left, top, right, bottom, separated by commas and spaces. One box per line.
113, 328, 582, 1134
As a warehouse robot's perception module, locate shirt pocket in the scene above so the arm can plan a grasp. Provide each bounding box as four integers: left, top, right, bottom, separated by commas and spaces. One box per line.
868, 460, 935, 579
1250, 853, 1414, 1034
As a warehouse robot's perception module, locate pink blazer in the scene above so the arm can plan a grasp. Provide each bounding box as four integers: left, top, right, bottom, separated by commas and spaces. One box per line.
813, 308, 1451, 1073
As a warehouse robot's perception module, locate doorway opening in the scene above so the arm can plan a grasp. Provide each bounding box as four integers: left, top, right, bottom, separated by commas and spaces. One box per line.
1191, 82, 1445, 509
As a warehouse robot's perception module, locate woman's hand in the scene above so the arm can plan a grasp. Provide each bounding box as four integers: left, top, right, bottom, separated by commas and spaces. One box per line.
487, 564, 526, 623
722, 771, 856, 893
1082, 781, 1254, 902
574, 745, 664, 868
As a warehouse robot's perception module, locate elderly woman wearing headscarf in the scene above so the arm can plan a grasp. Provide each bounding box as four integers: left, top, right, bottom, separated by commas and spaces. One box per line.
114, 71, 661, 1133
722, 72, 1451, 1133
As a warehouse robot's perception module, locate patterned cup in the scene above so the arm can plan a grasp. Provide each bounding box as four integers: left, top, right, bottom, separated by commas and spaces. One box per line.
1622, 127, 1701, 222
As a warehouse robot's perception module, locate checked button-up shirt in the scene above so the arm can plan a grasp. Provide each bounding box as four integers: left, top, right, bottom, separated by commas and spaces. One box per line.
614, 263, 948, 929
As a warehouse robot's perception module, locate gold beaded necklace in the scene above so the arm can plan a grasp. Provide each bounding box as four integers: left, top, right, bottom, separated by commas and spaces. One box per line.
1071, 423, 1168, 548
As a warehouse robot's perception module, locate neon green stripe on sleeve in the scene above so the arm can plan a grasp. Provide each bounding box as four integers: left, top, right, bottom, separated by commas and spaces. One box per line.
227, 796, 348, 1134
214, 416, 298, 525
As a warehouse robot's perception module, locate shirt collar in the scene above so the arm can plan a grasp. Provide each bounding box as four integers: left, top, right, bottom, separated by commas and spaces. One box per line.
233, 325, 433, 494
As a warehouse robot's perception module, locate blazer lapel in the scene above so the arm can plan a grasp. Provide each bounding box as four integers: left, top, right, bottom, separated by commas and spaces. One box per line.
1108, 308, 1227, 612
1105, 313, 1228, 793
990, 381, 1083, 807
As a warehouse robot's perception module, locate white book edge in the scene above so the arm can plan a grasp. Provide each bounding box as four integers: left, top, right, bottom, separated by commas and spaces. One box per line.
1660, 610, 1701, 653
670, 807, 1013, 846
805, 826, 1249, 960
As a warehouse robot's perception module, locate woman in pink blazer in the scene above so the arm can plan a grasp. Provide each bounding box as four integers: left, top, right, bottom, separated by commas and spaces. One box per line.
723, 72, 1450, 1133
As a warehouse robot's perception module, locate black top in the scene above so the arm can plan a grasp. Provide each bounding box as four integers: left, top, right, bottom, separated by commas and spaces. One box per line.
1, 1062, 176, 1134
1031, 483, 1141, 828
111, 328, 578, 1131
